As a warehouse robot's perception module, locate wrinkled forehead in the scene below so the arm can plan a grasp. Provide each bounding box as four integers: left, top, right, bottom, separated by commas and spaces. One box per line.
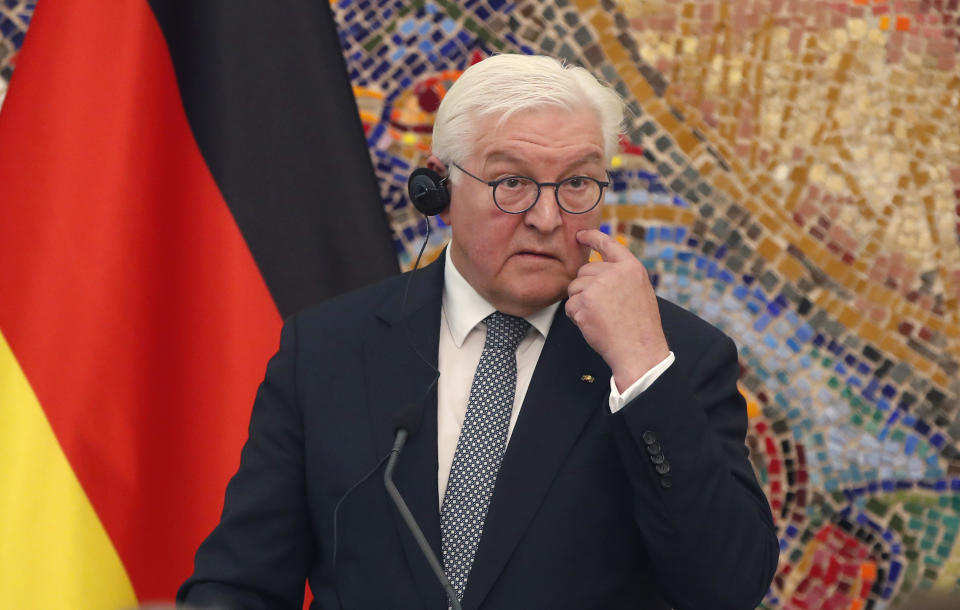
467, 106, 606, 168
472, 102, 600, 134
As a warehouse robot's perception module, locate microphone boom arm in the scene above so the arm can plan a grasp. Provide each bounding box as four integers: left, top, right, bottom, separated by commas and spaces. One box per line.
384, 429, 463, 610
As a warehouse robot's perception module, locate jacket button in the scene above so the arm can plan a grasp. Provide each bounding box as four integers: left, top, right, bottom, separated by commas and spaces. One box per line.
645, 442, 661, 455
656, 461, 671, 475
641, 431, 657, 445
649, 452, 665, 465
660, 474, 673, 489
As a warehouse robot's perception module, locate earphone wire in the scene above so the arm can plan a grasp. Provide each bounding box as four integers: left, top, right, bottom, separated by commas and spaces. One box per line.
331, 214, 441, 574
331, 451, 390, 571
400, 216, 441, 380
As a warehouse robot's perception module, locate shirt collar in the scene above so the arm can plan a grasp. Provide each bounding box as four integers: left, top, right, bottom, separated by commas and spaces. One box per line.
443, 247, 558, 348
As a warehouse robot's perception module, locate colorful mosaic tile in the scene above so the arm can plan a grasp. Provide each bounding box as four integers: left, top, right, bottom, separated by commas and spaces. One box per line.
332, 0, 960, 607
0, 1, 35, 109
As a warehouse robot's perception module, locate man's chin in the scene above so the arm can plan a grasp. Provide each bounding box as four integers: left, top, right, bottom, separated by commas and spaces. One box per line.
496, 281, 568, 315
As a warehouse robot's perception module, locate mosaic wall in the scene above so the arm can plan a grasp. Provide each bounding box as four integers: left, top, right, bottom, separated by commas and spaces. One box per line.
3, 1, 958, 608
0, 0, 33, 110
333, 0, 960, 608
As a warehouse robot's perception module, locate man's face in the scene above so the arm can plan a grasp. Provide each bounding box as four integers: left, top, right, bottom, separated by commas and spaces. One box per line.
438, 107, 606, 317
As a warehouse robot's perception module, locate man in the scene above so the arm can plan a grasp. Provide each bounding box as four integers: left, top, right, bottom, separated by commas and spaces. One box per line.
179, 54, 779, 609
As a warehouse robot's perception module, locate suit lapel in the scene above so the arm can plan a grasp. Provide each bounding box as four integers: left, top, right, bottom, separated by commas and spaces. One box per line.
365, 257, 447, 610
461, 308, 610, 610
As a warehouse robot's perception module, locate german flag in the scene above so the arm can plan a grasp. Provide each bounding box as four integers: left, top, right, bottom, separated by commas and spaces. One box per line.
0, 1, 397, 607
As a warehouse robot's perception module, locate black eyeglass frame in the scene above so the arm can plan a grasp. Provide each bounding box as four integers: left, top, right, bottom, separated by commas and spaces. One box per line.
452, 163, 609, 215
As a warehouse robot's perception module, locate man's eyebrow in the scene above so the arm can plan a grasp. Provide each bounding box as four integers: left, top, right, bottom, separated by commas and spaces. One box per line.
484, 151, 527, 168
561, 152, 604, 174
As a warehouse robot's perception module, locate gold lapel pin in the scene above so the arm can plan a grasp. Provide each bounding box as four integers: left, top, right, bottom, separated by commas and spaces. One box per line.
580, 374, 595, 383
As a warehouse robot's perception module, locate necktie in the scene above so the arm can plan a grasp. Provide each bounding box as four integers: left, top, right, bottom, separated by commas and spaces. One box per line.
440, 311, 530, 602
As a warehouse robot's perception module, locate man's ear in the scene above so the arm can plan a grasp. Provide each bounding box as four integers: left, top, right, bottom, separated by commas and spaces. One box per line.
426, 155, 452, 224
426, 155, 447, 176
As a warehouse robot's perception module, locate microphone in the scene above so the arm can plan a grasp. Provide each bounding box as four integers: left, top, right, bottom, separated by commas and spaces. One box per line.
384, 402, 462, 610
382, 182, 457, 607
392, 401, 424, 438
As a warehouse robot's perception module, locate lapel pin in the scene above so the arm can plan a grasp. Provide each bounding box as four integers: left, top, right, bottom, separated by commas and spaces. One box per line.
580, 374, 595, 383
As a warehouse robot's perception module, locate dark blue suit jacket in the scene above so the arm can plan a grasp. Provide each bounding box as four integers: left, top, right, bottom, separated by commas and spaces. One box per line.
179, 256, 779, 609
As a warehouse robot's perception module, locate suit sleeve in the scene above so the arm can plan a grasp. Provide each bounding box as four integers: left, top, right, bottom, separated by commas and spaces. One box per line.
610, 331, 779, 610
178, 315, 313, 609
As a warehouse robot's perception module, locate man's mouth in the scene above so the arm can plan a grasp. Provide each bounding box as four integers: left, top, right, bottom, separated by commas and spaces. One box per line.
515, 250, 558, 259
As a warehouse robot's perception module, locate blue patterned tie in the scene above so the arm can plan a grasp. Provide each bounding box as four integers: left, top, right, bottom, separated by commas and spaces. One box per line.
440, 311, 530, 602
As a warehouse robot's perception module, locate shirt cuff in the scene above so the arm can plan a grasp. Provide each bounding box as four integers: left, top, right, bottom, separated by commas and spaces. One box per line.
607, 352, 676, 413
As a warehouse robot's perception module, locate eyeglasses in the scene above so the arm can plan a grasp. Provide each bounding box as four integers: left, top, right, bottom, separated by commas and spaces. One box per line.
452, 163, 608, 215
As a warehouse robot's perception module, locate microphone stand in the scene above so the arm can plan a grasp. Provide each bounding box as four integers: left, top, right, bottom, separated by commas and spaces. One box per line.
386, 211, 461, 609
384, 428, 463, 610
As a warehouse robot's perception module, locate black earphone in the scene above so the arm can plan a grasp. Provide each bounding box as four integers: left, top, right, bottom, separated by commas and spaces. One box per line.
407, 167, 449, 216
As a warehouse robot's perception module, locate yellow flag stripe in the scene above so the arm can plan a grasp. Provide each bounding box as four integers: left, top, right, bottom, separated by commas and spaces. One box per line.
0, 329, 137, 609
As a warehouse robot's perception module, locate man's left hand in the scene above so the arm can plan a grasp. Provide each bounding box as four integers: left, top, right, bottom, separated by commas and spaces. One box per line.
566, 229, 671, 392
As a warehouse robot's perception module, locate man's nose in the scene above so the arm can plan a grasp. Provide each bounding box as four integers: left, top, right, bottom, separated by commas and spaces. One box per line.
523, 188, 563, 232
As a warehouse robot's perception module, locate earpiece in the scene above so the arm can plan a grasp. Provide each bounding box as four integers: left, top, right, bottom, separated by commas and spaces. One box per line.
407, 167, 449, 216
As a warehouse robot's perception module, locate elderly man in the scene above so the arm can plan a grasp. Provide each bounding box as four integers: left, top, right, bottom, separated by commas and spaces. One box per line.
179, 54, 778, 609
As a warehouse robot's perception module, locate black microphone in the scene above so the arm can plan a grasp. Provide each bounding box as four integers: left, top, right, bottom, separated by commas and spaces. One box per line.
384, 402, 462, 610
392, 401, 424, 438
329, 404, 428, 572
384, 184, 459, 607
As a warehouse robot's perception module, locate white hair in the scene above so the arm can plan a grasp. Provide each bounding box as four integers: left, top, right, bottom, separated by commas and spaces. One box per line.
432, 54, 624, 180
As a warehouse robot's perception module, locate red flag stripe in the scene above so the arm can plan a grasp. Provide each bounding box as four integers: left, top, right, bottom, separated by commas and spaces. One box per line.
0, 0, 281, 600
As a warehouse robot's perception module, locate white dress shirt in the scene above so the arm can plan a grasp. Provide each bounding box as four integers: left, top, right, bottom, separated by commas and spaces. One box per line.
436, 248, 675, 502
